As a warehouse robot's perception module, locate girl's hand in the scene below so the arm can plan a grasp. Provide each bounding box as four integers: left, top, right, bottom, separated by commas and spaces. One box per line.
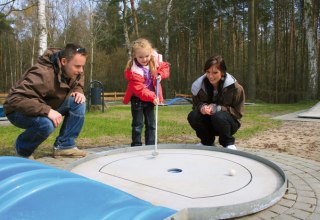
153, 98, 159, 105
156, 74, 161, 82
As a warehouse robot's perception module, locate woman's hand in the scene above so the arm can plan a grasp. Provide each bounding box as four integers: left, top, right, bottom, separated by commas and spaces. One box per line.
200, 104, 215, 115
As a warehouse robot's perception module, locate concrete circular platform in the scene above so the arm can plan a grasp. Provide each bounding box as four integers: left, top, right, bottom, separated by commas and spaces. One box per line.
37, 145, 320, 219
69, 144, 287, 219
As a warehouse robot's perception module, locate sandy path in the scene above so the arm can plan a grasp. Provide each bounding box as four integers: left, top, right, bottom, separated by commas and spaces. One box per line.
237, 121, 320, 162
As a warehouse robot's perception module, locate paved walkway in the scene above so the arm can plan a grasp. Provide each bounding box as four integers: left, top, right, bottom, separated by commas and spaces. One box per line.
37, 146, 320, 220
297, 102, 320, 119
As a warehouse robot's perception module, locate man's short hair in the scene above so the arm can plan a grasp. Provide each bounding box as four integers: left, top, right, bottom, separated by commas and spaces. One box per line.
60, 43, 87, 61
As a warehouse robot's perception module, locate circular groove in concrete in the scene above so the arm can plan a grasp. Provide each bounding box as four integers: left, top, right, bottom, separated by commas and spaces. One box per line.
98, 152, 253, 199
70, 144, 287, 219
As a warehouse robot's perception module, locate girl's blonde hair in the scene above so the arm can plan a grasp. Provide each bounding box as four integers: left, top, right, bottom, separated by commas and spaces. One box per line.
125, 38, 157, 76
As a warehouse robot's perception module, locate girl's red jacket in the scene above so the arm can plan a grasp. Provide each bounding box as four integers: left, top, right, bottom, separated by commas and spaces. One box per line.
123, 62, 170, 104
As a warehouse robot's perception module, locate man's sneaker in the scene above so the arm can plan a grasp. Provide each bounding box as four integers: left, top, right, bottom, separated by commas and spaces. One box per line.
17, 154, 35, 160
53, 147, 87, 158
27, 154, 35, 160
226, 145, 237, 150
15, 146, 35, 160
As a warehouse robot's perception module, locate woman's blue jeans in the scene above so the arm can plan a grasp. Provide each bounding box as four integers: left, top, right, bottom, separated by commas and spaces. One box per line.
7, 96, 85, 157
130, 97, 155, 146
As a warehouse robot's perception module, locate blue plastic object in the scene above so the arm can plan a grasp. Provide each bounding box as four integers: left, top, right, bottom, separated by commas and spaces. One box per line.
0, 156, 176, 220
166, 97, 192, 105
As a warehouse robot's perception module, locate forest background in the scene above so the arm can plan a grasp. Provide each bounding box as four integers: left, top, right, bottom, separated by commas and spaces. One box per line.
0, 0, 319, 103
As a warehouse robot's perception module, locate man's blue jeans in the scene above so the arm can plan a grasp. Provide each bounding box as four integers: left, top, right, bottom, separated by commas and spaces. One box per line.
6, 96, 85, 157
130, 97, 155, 146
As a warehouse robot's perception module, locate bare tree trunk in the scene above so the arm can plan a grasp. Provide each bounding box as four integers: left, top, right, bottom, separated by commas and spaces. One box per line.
299, 3, 307, 100
31, 35, 36, 66
38, 0, 47, 56
8, 39, 13, 87
218, 16, 222, 53
2, 35, 8, 91
19, 42, 23, 77
247, 0, 256, 100
130, 0, 139, 38
289, 0, 296, 101
241, 1, 246, 87
89, 1, 95, 83
232, 2, 237, 72
304, 0, 318, 99
122, 0, 131, 58
0, 37, 3, 91
274, 0, 280, 103
164, 0, 172, 61
15, 41, 18, 83
62, 1, 71, 45
196, 11, 204, 73
187, 29, 191, 90
210, 20, 214, 55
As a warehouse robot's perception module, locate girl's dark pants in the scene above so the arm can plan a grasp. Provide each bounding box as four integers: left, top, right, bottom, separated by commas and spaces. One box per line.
130, 96, 155, 146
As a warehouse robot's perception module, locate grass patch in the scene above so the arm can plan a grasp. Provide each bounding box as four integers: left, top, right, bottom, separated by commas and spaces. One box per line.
0, 101, 316, 158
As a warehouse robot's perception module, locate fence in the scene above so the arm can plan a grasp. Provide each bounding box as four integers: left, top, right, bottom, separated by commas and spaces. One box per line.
0, 91, 192, 103
103, 92, 125, 102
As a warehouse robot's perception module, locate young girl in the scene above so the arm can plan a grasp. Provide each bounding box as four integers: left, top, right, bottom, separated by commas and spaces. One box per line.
123, 38, 170, 146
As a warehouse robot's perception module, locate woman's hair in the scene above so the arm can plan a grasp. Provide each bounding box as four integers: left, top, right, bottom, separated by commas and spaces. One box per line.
203, 55, 227, 75
60, 43, 87, 61
204, 55, 227, 100
125, 38, 157, 76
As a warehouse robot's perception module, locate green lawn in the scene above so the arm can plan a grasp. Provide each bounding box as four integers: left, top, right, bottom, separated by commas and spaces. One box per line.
0, 101, 316, 158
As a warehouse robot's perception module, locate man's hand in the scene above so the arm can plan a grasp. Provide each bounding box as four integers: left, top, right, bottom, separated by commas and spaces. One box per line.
48, 109, 63, 127
71, 92, 86, 104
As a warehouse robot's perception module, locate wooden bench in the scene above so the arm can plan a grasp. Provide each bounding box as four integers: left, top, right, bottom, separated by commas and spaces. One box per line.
103, 92, 125, 102
174, 92, 192, 98
0, 92, 126, 103
0, 92, 194, 103
0, 93, 8, 98
0, 93, 8, 104
103, 92, 192, 103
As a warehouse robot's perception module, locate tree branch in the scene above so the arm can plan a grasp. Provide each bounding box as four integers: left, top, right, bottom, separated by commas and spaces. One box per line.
1, 0, 37, 18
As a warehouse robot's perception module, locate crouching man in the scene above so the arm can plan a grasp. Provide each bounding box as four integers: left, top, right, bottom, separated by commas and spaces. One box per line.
4, 43, 87, 159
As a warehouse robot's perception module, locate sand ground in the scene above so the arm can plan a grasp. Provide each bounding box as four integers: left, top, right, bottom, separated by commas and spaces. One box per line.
1, 113, 319, 163
237, 120, 320, 162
